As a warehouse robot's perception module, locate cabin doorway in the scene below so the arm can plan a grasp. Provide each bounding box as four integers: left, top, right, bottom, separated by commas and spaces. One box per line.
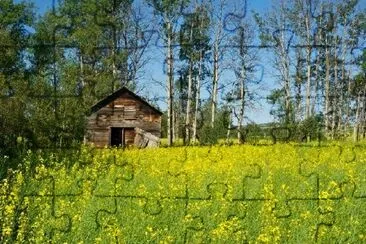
110, 127, 135, 147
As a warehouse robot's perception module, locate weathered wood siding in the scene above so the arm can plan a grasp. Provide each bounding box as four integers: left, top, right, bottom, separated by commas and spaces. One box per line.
86, 92, 161, 147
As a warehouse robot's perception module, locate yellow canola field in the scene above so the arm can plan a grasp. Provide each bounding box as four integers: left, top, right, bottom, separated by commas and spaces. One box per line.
1, 143, 365, 243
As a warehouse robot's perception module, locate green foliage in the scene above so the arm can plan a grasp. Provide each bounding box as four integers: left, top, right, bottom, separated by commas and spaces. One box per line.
0, 0, 35, 158
295, 115, 324, 142
267, 88, 295, 125
147, 0, 188, 18
1, 0, 142, 160
160, 111, 168, 139
179, 5, 210, 62
243, 123, 268, 143
198, 107, 230, 145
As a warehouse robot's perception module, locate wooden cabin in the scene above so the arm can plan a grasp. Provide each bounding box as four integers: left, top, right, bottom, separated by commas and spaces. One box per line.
85, 87, 162, 148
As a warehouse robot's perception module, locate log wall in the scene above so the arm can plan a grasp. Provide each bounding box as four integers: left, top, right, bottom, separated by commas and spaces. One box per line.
86, 92, 161, 147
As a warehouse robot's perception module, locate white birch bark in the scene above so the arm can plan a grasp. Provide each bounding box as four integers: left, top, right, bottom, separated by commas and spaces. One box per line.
166, 20, 174, 146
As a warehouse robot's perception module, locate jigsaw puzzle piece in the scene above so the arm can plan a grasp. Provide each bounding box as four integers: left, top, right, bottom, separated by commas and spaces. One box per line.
167, 147, 188, 177
341, 146, 366, 199
271, 169, 317, 217
244, 145, 317, 204
96, 197, 186, 243
28, 163, 109, 242
247, 199, 334, 243
114, 148, 187, 200
185, 182, 247, 243
189, 146, 263, 201
93, 152, 136, 196
353, 164, 366, 199
270, 145, 365, 243
322, 181, 366, 242
193, 145, 224, 164
52, 193, 115, 242
297, 145, 350, 200
268, 199, 333, 243
2, 170, 73, 241
314, 198, 366, 243
23, 194, 71, 242
223, 0, 248, 33
236, 200, 265, 243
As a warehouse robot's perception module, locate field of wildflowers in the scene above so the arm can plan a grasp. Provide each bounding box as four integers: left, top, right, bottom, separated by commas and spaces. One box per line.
1, 143, 365, 243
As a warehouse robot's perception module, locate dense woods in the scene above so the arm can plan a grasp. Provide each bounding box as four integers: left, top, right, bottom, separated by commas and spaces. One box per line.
0, 0, 365, 155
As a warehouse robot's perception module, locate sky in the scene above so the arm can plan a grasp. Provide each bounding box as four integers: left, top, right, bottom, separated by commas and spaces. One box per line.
20, 0, 366, 124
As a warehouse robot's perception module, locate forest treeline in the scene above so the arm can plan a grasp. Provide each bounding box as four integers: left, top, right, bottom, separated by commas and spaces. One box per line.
0, 0, 365, 155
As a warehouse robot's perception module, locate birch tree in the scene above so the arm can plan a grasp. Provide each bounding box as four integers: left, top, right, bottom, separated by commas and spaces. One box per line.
208, 0, 228, 128
292, 0, 315, 119
255, 0, 294, 124
229, 20, 257, 143
179, 3, 210, 144
148, 0, 188, 145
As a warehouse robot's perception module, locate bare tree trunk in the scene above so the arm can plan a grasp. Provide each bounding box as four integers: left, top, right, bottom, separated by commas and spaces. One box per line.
338, 64, 344, 133
210, 0, 225, 128
324, 44, 330, 134
281, 28, 291, 124
80, 53, 85, 88
112, 30, 118, 92
237, 66, 245, 144
312, 47, 319, 116
226, 107, 233, 143
305, 14, 312, 119
211, 44, 219, 128
340, 19, 348, 134
123, 34, 129, 86
185, 19, 195, 144
312, 10, 323, 117
80, 52, 86, 144
178, 75, 185, 142
294, 49, 303, 122
312, 66, 318, 116
284, 63, 291, 124
175, 103, 181, 141
345, 72, 351, 133
185, 62, 193, 144
193, 53, 202, 143
237, 29, 246, 144
305, 47, 311, 119
313, 3, 325, 119
295, 80, 302, 122
172, 108, 176, 142
331, 51, 338, 138
361, 89, 366, 139
166, 20, 174, 146
353, 92, 361, 142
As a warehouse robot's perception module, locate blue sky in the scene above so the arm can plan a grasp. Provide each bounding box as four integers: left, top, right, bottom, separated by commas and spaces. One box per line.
23, 0, 366, 124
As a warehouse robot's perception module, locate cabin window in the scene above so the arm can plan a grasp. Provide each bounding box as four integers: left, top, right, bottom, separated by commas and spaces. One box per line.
110, 127, 135, 147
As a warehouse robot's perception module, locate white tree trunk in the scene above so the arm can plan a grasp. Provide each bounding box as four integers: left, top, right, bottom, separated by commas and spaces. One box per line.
193, 54, 202, 143
226, 107, 233, 143
324, 44, 330, 134
331, 50, 338, 138
305, 14, 312, 119
185, 62, 193, 143
354, 92, 361, 142
166, 20, 174, 146
237, 67, 245, 144
211, 44, 219, 128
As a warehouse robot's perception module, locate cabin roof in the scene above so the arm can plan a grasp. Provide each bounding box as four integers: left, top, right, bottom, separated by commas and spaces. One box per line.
89, 86, 163, 115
